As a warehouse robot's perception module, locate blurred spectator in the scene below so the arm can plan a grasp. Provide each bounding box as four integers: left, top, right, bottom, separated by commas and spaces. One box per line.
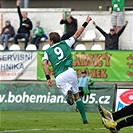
60, 12, 77, 41
14, 0, 33, 49
93, 21, 128, 50
0, 20, 15, 50
31, 21, 47, 50
111, 0, 125, 32
74, 70, 94, 112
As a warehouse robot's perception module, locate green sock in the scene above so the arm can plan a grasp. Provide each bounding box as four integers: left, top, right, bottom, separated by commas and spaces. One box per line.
76, 98, 87, 122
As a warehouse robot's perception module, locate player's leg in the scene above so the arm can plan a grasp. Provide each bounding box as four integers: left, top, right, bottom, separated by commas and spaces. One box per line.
66, 87, 74, 106
56, 68, 88, 124
102, 116, 133, 133
111, 11, 117, 32
98, 105, 114, 121
98, 104, 133, 121
113, 103, 133, 121
67, 68, 88, 124
57, 83, 74, 106
116, 116, 133, 131
99, 104, 133, 132
73, 93, 88, 124
74, 87, 84, 112
116, 11, 124, 32
102, 117, 118, 133
56, 74, 74, 106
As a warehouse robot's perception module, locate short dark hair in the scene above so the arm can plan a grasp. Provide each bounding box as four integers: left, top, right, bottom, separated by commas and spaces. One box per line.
49, 32, 61, 44
81, 70, 87, 74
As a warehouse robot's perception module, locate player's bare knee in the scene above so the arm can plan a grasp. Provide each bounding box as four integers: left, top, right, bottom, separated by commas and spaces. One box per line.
73, 93, 80, 101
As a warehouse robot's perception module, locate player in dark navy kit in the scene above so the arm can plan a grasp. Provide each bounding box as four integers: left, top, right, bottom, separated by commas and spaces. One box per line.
98, 104, 133, 133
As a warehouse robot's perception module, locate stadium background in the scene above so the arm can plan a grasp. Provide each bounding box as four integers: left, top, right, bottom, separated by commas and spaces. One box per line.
0, 0, 133, 11
0, 0, 132, 110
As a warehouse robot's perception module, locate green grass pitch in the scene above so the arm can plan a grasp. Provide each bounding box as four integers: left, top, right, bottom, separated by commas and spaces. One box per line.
0, 111, 133, 133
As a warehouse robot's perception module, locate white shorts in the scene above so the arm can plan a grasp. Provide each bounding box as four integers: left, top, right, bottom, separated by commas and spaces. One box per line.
55, 67, 79, 96
111, 11, 124, 26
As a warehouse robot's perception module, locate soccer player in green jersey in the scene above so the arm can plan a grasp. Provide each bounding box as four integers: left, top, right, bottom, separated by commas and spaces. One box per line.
42, 16, 92, 124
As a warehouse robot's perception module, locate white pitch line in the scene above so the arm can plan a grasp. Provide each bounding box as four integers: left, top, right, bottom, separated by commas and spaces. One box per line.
47, 127, 106, 131
47, 128, 80, 131
0, 129, 42, 133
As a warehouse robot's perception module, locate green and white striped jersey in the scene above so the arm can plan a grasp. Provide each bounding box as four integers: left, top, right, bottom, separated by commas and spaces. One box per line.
42, 36, 75, 78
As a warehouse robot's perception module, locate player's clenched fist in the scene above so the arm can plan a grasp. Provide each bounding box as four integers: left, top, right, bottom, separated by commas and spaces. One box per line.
86, 16, 92, 23
16, 0, 21, 6
47, 79, 53, 87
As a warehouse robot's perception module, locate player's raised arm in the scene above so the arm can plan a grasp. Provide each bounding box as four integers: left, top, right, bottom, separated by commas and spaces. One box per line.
73, 15, 92, 39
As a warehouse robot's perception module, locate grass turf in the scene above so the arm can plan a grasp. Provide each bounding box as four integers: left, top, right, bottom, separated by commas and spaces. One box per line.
0, 111, 133, 133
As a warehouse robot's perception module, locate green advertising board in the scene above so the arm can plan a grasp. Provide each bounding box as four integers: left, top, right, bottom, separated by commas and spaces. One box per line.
0, 83, 116, 112
38, 51, 133, 81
